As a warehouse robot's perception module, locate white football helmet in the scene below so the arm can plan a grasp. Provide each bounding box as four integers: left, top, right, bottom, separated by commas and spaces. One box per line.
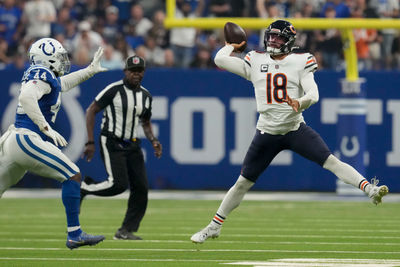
28, 38, 71, 76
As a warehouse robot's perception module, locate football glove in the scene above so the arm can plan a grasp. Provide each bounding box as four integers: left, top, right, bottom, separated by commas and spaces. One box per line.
87, 47, 108, 74
40, 123, 68, 147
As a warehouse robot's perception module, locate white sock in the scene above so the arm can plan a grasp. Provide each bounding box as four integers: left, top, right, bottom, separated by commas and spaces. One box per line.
209, 175, 254, 228
323, 154, 371, 194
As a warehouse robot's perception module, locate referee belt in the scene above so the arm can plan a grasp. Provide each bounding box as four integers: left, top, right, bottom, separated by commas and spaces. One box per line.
101, 132, 139, 144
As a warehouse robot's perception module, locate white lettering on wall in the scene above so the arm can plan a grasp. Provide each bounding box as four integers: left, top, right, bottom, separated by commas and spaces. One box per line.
171, 97, 225, 164
387, 100, 400, 166
1, 83, 20, 132
62, 87, 86, 162
321, 98, 382, 124
138, 96, 168, 139
230, 98, 257, 164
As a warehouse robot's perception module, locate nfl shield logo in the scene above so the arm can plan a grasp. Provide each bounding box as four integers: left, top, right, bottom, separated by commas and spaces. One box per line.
133, 57, 140, 64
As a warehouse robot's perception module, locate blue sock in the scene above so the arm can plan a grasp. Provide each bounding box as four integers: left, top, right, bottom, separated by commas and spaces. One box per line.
62, 179, 82, 237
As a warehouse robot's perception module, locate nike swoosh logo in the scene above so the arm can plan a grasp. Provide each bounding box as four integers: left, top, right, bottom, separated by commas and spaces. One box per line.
68, 239, 85, 244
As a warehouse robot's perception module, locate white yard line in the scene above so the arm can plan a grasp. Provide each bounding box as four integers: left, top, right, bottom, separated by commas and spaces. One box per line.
224, 258, 400, 267
0, 257, 231, 262
0, 247, 400, 254
1, 238, 400, 246
1, 257, 400, 266
0, 231, 399, 240
1, 225, 400, 233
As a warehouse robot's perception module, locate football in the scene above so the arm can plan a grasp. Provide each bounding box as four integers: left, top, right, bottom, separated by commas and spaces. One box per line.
223, 22, 247, 52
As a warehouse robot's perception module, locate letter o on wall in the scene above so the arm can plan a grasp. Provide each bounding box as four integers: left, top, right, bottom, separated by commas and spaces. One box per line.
171, 97, 225, 164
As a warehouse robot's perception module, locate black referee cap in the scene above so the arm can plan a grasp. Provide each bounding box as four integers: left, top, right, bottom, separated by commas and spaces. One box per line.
124, 55, 145, 71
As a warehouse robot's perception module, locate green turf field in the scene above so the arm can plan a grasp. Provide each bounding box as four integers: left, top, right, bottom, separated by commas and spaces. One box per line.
0, 197, 399, 266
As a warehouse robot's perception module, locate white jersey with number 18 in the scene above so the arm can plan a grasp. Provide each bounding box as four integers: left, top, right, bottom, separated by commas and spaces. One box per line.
243, 51, 317, 135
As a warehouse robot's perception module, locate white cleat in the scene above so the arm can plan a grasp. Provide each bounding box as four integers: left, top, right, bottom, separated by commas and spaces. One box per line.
191, 225, 221, 244
368, 178, 389, 205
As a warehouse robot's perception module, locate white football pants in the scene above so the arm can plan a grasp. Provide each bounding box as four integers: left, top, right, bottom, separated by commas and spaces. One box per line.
0, 125, 79, 197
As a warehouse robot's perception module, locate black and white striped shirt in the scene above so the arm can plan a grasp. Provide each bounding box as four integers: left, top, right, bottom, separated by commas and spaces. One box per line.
95, 80, 152, 140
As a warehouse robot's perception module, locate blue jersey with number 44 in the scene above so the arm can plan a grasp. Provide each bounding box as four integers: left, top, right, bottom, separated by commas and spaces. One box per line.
14, 65, 62, 140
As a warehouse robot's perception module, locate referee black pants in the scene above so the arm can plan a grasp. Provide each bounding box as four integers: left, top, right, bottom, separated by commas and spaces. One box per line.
84, 135, 148, 232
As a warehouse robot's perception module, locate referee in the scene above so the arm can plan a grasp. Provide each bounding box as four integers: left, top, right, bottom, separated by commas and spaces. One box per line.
81, 55, 162, 240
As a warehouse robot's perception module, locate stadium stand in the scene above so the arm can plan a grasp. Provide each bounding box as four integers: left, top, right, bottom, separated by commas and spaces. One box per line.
0, 0, 399, 71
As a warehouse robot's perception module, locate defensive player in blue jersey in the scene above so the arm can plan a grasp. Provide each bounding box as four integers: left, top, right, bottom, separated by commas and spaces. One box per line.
0, 38, 107, 249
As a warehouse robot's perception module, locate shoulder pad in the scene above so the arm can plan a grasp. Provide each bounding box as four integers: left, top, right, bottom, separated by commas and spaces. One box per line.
244, 51, 255, 67
22, 66, 57, 84
304, 53, 318, 72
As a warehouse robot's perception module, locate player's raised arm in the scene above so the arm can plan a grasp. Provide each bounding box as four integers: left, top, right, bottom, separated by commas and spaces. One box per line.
214, 43, 249, 80
60, 47, 108, 92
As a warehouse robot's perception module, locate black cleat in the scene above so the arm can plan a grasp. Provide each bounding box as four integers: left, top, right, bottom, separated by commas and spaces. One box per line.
113, 228, 142, 240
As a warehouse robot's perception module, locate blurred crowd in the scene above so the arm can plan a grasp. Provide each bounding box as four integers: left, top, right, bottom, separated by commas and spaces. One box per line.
0, 0, 400, 71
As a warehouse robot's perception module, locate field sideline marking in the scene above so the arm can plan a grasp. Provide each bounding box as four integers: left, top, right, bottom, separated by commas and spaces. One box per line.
4, 189, 400, 202
0, 247, 400, 254
1, 238, 400, 246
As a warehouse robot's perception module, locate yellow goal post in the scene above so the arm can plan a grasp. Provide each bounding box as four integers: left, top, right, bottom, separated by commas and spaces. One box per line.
164, 0, 400, 81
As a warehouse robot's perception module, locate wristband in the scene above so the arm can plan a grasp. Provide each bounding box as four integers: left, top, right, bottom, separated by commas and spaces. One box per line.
85, 141, 95, 146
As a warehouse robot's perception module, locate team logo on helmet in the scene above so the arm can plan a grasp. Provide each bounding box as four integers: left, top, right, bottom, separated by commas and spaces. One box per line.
39, 41, 56, 56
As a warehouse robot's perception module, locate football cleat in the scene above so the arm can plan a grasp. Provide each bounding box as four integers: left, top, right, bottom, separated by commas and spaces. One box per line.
66, 231, 105, 249
113, 228, 142, 240
368, 177, 389, 205
190, 225, 221, 244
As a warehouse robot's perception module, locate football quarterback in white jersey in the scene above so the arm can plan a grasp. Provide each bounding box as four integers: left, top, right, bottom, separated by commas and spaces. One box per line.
0, 38, 107, 249
191, 20, 388, 244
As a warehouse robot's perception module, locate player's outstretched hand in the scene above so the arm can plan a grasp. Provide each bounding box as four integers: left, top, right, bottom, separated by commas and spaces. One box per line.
282, 95, 300, 112
226, 41, 246, 53
82, 144, 95, 162
89, 47, 108, 74
41, 124, 68, 147
152, 140, 162, 159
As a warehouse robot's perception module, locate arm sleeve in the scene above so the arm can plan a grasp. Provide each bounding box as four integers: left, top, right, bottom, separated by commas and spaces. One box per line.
214, 45, 250, 80
298, 72, 319, 111
19, 80, 51, 130
60, 67, 96, 92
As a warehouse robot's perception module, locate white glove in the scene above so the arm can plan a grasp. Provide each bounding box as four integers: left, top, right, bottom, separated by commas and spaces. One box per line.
87, 47, 108, 74
40, 124, 68, 147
